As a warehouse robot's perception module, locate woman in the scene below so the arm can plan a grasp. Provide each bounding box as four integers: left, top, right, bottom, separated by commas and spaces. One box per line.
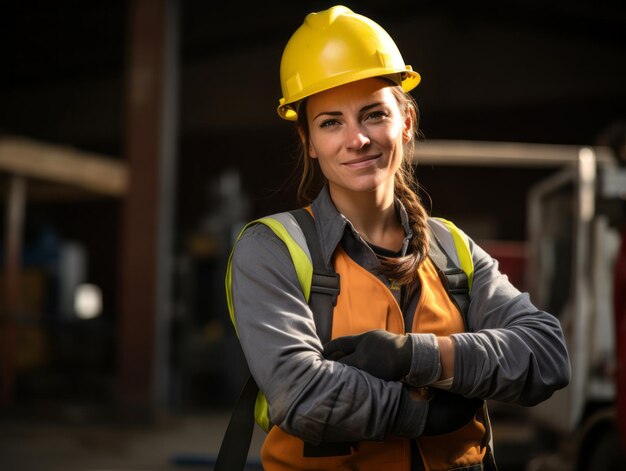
227, 6, 570, 470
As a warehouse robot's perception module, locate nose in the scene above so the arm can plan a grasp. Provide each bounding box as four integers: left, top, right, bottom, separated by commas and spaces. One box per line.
345, 123, 370, 150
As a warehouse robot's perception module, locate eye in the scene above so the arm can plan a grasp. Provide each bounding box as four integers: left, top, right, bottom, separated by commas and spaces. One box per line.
364, 110, 388, 122
319, 118, 340, 128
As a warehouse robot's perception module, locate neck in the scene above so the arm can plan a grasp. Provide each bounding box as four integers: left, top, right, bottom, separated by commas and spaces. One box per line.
329, 184, 404, 251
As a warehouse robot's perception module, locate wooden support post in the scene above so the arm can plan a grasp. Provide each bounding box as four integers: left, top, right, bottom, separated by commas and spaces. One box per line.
118, 0, 178, 413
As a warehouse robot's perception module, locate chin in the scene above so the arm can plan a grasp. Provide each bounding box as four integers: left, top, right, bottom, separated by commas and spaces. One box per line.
340, 181, 388, 195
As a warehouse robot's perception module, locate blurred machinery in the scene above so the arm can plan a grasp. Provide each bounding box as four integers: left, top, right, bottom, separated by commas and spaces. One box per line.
414, 139, 626, 470
525, 143, 626, 470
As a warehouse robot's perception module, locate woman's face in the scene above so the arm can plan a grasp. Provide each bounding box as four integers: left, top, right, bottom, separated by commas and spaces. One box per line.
304, 78, 412, 199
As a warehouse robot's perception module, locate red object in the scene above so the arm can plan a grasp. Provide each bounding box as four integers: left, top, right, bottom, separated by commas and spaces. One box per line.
614, 224, 626, 449
479, 241, 528, 292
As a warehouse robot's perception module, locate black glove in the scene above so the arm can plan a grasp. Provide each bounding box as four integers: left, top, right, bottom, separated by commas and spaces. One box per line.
323, 329, 412, 381
422, 389, 484, 436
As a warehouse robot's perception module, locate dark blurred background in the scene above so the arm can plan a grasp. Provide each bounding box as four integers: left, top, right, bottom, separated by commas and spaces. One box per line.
0, 1, 625, 469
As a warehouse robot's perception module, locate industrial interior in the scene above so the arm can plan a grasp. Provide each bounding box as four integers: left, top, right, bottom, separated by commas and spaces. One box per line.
1, 1, 626, 470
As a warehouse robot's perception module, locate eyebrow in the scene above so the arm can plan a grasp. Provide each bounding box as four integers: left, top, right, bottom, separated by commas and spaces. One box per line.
312, 102, 383, 122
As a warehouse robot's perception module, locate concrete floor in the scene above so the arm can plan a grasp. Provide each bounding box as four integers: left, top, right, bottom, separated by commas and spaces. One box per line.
0, 409, 264, 471
0, 404, 545, 471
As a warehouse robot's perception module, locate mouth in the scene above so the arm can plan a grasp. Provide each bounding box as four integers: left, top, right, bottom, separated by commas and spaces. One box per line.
342, 155, 380, 168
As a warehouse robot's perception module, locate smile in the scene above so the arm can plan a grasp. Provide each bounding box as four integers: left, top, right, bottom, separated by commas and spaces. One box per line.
342, 155, 380, 169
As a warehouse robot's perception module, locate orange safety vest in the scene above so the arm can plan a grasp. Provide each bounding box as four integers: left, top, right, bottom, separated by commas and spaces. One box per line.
261, 245, 487, 470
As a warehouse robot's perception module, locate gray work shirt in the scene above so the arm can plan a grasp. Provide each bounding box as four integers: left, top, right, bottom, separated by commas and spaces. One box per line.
229, 185, 570, 444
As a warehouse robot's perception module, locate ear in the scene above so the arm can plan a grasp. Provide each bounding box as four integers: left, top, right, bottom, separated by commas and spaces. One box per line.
402, 113, 413, 143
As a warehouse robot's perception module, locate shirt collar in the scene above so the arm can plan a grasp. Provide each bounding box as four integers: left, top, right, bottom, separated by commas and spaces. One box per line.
311, 185, 347, 268
310, 184, 413, 267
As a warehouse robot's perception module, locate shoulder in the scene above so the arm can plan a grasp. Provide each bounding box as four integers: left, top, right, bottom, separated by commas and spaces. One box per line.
428, 217, 468, 240
427, 217, 479, 290
237, 211, 307, 246
428, 217, 471, 256
232, 214, 292, 260
232, 210, 309, 262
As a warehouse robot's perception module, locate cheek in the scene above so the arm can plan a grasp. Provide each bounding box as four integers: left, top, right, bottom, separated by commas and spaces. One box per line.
391, 120, 406, 141
387, 128, 404, 154
390, 134, 406, 168
308, 131, 337, 161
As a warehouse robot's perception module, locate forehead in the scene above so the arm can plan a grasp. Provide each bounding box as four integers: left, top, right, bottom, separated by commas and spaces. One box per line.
306, 78, 397, 114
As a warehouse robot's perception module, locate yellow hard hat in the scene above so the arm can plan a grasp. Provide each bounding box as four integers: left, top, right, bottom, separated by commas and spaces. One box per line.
277, 5, 421, 121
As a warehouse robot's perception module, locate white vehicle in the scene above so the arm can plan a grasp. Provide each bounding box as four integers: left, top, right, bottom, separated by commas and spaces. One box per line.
414, 140, 626, 470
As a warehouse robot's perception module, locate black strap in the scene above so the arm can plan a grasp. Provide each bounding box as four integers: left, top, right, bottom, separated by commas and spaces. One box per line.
428, 229, 471, 330
291, 208, 340, 344
215, 208, 342, 469
290, 208, 351, 457
214, 364, 257, 471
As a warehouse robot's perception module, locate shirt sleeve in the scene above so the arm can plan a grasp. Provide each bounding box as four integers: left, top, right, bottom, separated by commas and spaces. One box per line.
449, 230, 571, 406
229, 223, 428, 444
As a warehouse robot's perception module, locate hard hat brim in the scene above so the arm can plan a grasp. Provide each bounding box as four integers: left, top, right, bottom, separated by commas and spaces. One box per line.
278, 67, 420, 121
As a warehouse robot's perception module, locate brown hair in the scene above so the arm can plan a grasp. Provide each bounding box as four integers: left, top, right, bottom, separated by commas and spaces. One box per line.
294, 83, 430, 285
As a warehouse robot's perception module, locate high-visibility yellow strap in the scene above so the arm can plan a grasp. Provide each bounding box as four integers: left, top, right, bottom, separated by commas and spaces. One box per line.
255, 217, 314, 301
225, 216, 314, 332
254, 394, 270, 432
224, 214, 314, 432
433, 218, 474, 292
225, 223, 250, 333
